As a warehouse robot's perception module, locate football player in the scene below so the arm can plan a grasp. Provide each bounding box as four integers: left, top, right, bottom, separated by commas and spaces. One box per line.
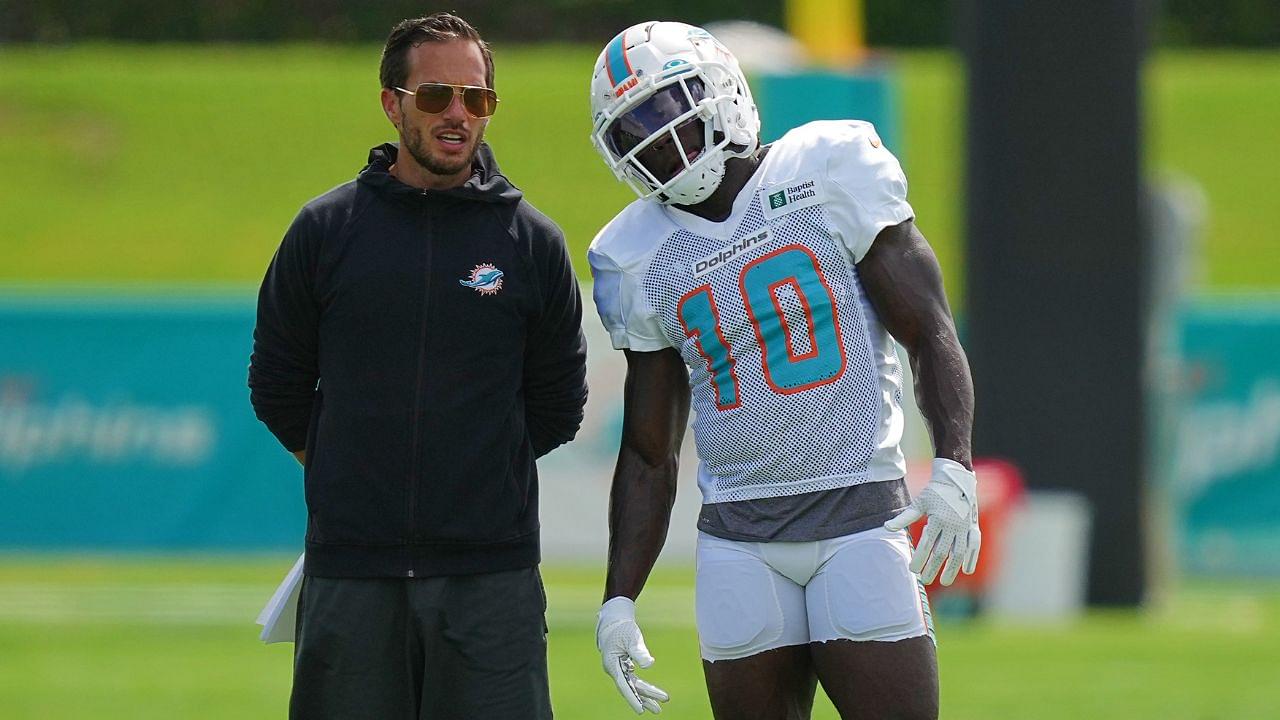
587, 21, 980, 720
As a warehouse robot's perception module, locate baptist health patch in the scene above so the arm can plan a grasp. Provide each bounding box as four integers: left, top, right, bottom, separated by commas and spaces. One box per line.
762, 176, 825, 221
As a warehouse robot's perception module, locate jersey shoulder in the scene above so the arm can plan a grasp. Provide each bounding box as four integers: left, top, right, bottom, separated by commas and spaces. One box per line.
765, 120, 903, 188
765, 120, 912, 263
587, 198, 675, 277
587, 199, 677, 352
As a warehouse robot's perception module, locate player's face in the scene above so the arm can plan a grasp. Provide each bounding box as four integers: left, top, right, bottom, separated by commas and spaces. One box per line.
636, 119, 706, 185
606, 78, 707, 185
394, 39, 490, 181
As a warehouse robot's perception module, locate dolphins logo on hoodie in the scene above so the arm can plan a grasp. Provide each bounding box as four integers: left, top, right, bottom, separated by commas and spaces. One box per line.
460, 263, 504, 296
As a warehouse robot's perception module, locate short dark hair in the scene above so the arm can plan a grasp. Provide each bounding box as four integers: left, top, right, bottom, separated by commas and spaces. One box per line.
379, 13, 495, 91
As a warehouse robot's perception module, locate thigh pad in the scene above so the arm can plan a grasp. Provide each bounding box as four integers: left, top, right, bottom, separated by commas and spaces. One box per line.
808, 527, 933, 643
695, 532, 809, 661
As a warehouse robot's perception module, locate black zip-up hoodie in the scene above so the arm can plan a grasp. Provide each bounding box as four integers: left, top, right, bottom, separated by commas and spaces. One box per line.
249, 142, 588, 578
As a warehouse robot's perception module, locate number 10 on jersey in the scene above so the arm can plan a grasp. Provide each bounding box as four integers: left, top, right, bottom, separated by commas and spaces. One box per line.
678, 244, 847, 409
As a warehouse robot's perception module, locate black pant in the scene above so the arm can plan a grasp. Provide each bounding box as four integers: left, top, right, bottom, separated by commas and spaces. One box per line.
289, 567, 552, 720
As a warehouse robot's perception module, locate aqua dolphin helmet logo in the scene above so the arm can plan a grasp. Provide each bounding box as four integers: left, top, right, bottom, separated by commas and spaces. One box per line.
459, 263, 505, 295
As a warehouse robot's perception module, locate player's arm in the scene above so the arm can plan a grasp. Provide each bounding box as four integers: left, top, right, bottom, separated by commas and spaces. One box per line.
605, 347, 690, 601
596, 347, 687, 715
858, 219, 973, 468
858, 219, 980, 585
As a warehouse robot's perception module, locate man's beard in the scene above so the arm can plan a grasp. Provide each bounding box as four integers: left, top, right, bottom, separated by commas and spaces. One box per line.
402, 122, 484, 177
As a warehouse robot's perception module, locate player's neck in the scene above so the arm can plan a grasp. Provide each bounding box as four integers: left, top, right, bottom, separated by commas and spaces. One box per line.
677, 146, 767, 223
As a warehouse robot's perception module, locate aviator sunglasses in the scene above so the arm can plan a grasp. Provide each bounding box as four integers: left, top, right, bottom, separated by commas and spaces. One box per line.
394, 83, 499, 118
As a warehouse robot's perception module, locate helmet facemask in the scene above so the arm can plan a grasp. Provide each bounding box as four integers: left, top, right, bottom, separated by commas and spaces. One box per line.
593, 60, 756, 206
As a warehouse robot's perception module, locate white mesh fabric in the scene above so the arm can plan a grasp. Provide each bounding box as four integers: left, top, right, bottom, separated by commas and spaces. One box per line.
641, 194, 886, 504
588, 121, 914, 504
770, 282, 815, 357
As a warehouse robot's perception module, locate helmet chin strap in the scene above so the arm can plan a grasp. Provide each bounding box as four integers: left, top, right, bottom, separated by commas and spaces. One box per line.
652, 110, 729, 206
659, 137, 763, 207
659, 151, 726, 205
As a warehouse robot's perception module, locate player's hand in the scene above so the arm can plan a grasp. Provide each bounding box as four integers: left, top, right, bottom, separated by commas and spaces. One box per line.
596, 596, 670, 714
885, 458, 981, 586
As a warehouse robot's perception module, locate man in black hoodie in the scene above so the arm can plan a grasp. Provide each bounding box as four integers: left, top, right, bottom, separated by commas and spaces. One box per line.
248, 13, 587, 720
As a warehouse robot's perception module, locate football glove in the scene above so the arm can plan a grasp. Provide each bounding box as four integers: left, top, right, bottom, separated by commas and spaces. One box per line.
596, 596, 670, 714
885, 458, 981, 586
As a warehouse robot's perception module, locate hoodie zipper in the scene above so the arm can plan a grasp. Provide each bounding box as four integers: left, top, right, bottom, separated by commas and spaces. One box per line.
407, 200, 434, 566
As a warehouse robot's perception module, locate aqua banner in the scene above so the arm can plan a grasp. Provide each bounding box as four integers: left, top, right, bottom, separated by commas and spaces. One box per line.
1173, 297, 1280, 576
0, 291, 304, 550
4, 289, 1279, 571
753, 66, 900, 152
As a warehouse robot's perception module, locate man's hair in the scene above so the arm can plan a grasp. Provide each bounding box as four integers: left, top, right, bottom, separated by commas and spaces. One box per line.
379, 13, 494, 91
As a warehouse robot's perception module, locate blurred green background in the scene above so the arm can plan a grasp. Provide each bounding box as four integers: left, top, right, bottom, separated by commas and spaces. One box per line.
3, 1, 1280, 718
2, 45, 1279, 297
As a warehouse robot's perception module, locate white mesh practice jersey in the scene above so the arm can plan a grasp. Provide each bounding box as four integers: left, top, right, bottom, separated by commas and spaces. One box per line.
589, 120, 914, 504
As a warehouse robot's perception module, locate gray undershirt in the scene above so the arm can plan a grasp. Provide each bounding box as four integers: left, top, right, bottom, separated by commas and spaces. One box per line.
697, 478, 910, 542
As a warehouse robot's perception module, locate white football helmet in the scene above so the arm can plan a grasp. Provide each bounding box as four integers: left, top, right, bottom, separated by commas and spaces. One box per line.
589, 21, 760, 205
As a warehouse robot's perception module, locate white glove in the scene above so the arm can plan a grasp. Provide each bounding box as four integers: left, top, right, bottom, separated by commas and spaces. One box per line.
596, 596, 670, 714
885, 458, 981, 586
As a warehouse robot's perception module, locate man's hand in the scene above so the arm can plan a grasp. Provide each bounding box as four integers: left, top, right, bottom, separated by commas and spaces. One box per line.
596, 596, 670, 714
885, 458, 981, 586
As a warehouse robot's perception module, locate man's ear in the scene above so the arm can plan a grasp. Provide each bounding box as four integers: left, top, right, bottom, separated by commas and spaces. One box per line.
380, 87, 402, 131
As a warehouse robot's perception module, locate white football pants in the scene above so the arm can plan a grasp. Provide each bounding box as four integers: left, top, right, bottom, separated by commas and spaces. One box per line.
695, 526, 934, 662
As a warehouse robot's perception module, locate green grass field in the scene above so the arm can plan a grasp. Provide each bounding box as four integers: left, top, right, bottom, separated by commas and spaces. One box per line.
1, 558, 1278, 719
1, 46, 1278, 297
